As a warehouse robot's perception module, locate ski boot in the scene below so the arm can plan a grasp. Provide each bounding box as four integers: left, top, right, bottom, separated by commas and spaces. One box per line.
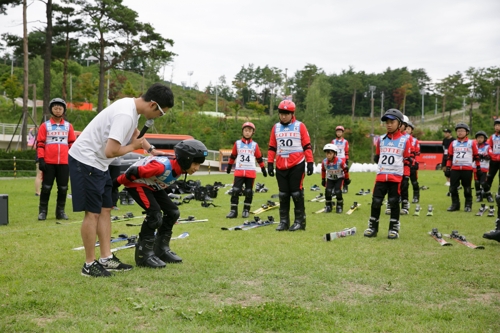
485, 192, 494, 203
226, 205, 238, 219
400, 200, 410, 215
356, 189, 364, 196
276, 192, 290, 231
154, 232, 182, 263
342, 184, 348, 194
476, 204, 486, 216
488, 205, 495, 217
426, 205, 434, 216
324, 201, 333, 213
135, 237, 166, 268
447, 200, 460, 212
119, 190, 128, 205
464, 205, 472, 213
242, 203, 250, 218
56, 206, 69, 220
336, 200, 343, 214
388, 219, 400, 239
384, 201, 391, 215
127, 192, 135, 205
364, 217, 379, 238
38, 205, 48, 221
412, 196, 419, 203
289, 208, 306, 231
476, 193, 483, 202
413, 204, 421, 216
483, 218, 500, 241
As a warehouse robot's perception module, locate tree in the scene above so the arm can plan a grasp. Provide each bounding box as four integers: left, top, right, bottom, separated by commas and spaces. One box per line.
52, 3, 84, 101
302, 74, 332, 153
345, 68, 363, 120
0, 0, 22, 15
69, 0, 175, 111
2, 74, 23, 111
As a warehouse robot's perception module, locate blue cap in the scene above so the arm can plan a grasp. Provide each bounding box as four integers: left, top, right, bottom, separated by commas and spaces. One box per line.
382, 115, 397, 120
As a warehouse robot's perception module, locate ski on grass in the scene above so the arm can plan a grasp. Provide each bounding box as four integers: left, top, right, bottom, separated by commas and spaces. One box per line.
308, 193, 324, 202
475, 204, 486, 216
346, 202, 361, 215
235, 216, 276, 230
251, 201, 279, 215
413, 204, 421, 216
111, 232, 189, 253
428, 228, 452, 246
72, 233, 131, 250
443, 230, 485, 249
222, 216, 260, 230
126, 217, 208, 227
323, 227, 356, 241
56, 212, 143, 225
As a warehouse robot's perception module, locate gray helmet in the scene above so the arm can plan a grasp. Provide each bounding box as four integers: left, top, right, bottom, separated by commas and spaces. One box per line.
381, 108, 403, 122
406, 120, 414, 129
475, 131, 488, 140
494, 118, 500, 125
455, 123, 470, 133
174, 139, 208, 170
49, 98, 67, 115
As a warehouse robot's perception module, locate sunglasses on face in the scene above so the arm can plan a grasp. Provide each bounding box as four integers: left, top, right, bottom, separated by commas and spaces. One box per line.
151, 100, 165, 117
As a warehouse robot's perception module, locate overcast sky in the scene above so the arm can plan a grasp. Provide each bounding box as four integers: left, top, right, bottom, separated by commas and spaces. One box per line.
1, 0, 499, 91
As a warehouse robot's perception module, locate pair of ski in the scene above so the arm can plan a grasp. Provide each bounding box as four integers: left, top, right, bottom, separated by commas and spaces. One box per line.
413, 205, 433, 216
221, 216, 275, 231
125, 215, 208, 227
428, 228, 484, 249
55, 212, 143, 225
110, 232, 190, 253
323, 227, 356, 241
251, 201, 279, 215
475, 204, 495, 217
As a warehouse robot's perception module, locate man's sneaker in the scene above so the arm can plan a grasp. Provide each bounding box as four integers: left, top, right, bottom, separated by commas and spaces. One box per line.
81, 260, 112, 278
99, 254, 133, 272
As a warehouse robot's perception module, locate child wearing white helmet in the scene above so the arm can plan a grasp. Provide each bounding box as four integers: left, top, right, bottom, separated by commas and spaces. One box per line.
332, 125, 350, 193
321, 143, 350, 213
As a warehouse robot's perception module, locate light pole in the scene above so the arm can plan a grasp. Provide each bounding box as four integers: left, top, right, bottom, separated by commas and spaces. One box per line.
380, 91, 384, 125
435, 96, 437, 115
215, 83, 218, 113
369, 85, 376, 161
420, 88, 425, 124
187, 71, 193, 90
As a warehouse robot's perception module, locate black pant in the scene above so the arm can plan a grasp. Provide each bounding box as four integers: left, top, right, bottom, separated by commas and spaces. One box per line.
325, 178, 343, 202
126, 187, 178, 238
484, 161, 500, 193
40, 164, 69, 208
276, 161, 305, 193
108, 164, 121, 207
450, 169, 473, 206
372, 181, 400, 220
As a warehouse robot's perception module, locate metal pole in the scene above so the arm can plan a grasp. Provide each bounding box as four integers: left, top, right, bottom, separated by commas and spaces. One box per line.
215, 84, 218, 113
434, 97, 437, 115
369, 85, 376, 162
420, 89, 425, 124
380, 92, 384, 125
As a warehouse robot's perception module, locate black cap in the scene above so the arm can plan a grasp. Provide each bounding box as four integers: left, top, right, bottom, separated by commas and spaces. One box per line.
443, 128, 451, 133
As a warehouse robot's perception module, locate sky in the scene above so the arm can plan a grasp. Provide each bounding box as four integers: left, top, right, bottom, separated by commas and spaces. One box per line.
1, 0, 500, 92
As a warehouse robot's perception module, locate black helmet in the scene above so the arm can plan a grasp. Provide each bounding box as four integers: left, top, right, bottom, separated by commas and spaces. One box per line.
455, 123, 470, 133
49, 98, 67, 115
174, 139, 208, 170
475, 131, 488, 139
381, 108, 403, 122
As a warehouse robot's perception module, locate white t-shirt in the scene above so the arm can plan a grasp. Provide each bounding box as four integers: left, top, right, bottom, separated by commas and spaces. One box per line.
69, 98, 139, 171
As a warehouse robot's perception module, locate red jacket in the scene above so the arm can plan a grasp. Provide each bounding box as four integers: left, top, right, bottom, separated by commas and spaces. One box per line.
446, 137, 480, 171
267, 117, 313, 170
375, 130, 412, 183
37, 118, 76, 165
227, 138, 265, 179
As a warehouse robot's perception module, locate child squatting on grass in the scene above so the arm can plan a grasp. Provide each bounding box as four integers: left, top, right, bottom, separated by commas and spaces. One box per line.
114, 140, 208, 269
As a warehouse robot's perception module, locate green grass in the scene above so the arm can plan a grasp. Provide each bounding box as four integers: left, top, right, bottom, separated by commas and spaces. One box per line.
1, 171, 500, 332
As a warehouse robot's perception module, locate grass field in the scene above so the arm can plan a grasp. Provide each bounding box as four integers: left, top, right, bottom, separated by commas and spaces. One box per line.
1, 170, 499, 332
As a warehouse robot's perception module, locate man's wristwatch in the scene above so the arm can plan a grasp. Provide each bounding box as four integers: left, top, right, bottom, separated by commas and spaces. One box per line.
147, 145, 155, 154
